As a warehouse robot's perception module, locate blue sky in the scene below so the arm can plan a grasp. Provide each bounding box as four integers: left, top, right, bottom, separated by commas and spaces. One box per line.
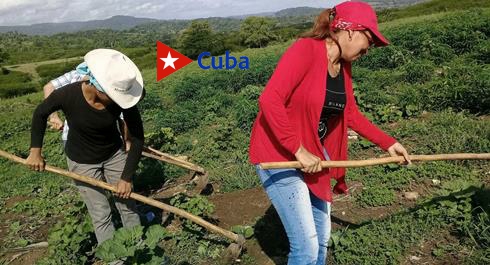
0, 0, 345, 26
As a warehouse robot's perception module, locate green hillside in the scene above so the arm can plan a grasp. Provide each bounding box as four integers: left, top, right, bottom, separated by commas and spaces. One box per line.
378, 0, 490, 21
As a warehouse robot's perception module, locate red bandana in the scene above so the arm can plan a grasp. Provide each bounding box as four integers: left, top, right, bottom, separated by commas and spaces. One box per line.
330, 17, 366, 31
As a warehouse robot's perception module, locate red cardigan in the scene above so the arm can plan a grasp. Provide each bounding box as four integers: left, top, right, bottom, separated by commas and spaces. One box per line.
249, 38, 397, 202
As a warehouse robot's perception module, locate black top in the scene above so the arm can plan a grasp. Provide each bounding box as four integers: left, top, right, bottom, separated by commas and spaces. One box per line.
318, 66, 346, 140
31, 82, 144, 180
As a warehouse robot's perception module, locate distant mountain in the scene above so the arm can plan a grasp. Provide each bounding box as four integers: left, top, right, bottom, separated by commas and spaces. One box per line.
274, 7, 324, 17
366, 0, 428, 9
229, 7, 323, 19
0, 1, 428, 36
138, 7, 326, 34
0, 15, 158, 35
232, 1, 427, 18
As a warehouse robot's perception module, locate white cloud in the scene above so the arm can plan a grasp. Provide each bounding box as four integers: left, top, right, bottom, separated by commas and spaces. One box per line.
0, 0, 345, 26
0, 0, 37, 10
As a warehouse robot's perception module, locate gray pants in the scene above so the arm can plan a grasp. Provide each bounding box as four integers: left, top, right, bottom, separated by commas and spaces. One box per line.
67, 148, 141, 244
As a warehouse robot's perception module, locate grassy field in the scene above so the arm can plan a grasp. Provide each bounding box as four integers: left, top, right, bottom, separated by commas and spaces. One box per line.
0, 0, 489, 264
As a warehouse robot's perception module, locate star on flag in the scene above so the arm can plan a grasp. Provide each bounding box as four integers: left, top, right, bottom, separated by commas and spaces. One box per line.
160, 52, 178, 69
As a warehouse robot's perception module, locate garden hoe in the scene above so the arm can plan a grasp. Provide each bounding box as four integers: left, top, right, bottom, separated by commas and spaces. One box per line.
142, 146, 210, 197
259, 153, 490, 169
0, 149, 245, 263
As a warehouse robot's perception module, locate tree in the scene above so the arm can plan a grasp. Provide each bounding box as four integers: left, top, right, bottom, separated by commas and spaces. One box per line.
0, 47, 9, 65
239, 17, 278, 48
177, 21, 224, 59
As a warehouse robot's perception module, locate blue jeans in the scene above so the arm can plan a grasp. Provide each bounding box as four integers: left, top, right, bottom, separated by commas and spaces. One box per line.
255, 150, 332, 265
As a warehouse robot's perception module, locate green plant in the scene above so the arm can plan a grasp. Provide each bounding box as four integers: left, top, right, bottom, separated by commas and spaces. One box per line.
231, 225, 254, 239
197, 240, 222, 259
169, 194, 215, 236
11, 184, 80, 218
38, 213, 96, 265
355, 45, 411, 70
170, 194, 215, 218
235, 85, 262, 131
401, 59, 435, 84
5, 221, 30, 247
431, 243, 455, 257
95, 225, 170, 264
145, 127, 177, 153
356, 186, 396, 207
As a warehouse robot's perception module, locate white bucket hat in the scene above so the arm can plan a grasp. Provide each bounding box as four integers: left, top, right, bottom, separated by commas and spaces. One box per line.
84, 49, 144, 109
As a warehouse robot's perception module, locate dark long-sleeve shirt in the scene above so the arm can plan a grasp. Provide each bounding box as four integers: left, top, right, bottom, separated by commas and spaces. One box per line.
31, 81, 144, 180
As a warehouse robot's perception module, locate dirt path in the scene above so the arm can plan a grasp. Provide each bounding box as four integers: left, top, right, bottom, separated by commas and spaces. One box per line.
0, 195, 50, 265
208, 181, 423, 265
4, 57, 83, 81
400, 228, 463, 265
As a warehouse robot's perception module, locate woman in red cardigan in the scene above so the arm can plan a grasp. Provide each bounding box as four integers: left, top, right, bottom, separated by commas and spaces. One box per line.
249, 1, 411, 264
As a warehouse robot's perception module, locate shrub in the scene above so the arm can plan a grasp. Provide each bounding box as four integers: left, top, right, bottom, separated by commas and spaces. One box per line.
401, 59, 435, 84
36, 61, 80, 85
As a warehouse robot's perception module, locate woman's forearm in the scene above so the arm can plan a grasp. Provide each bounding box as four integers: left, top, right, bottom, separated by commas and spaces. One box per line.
29, 147, 42, 155
120, 136, 143, 181
30, 105, 50, 149
31, 89, 64, 149
120, 106, 144, 181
